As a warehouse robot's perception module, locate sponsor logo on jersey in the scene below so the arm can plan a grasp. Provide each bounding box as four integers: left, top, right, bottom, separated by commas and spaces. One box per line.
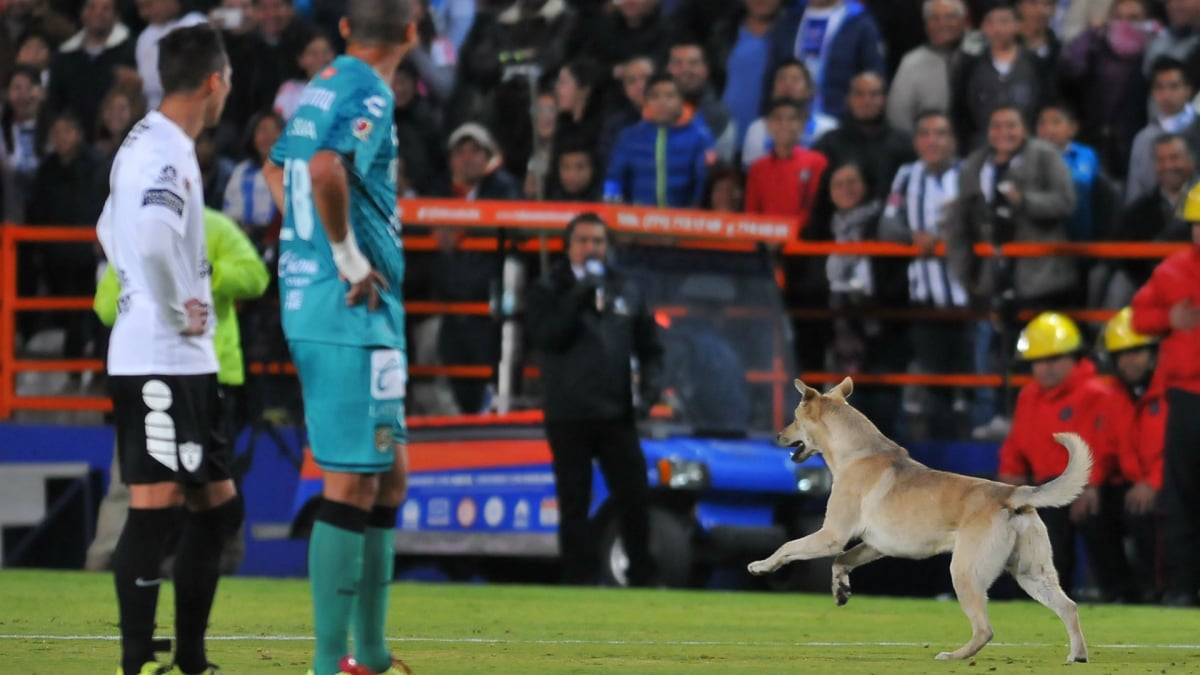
299, 86, 336, 112
278, 250, 320, 276
364, 95, 387, 117
142, 188, 185, 216
319, 66, 337, 78
352, 117, 373, 141
156, 165, 177, 184
291, 118, 318, 139
370, 349, 406, 399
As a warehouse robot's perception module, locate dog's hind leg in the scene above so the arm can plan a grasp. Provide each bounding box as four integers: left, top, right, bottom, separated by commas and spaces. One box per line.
748, 528, 845, 576
831, 543, 883, 606
1009, 517, 1088, 664
937, 522, 1012, 660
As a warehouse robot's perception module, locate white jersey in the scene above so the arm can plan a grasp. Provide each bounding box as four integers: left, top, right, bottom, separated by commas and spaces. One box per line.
97, 111, 217, 376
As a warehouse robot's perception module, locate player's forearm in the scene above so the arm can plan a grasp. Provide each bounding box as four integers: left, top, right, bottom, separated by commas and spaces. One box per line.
262, 160, 286, 212
309, 151, 351, 243
309, 151, 371, 283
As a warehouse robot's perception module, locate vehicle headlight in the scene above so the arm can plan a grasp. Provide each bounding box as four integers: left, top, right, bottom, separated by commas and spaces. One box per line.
795, 466, 832, 496
656, 458, 710, 490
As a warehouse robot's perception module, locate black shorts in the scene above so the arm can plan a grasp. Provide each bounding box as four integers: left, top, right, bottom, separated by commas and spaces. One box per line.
111, 373, 231, 486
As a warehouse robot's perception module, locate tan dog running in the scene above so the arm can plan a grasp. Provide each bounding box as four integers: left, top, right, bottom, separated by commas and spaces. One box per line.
749, 377, 1090, 663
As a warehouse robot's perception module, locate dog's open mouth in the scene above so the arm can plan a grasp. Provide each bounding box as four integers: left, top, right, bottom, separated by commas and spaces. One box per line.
788, 440, 806, 462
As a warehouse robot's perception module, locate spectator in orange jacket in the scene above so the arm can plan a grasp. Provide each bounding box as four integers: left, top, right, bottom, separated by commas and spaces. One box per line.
998, 312, 1127, 599
1131, 181, 1200, 606
1100, 307, 1167, 603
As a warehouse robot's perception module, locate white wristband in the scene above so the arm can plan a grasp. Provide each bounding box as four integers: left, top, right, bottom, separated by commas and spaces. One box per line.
330, 228, 372, 284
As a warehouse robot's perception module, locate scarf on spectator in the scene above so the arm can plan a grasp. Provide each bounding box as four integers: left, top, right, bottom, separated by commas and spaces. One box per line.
826, 199, 880, 299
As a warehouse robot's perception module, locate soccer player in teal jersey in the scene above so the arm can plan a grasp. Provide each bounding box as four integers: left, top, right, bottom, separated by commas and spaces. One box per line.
262, 1, 415, 673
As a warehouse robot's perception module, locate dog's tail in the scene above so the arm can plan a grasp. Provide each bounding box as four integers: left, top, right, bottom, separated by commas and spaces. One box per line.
1006, 432, 1093, 510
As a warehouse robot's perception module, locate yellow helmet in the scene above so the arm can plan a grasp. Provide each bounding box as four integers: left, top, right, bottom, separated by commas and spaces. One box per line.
1184, 181, 1200, 222
1103, 306, 1156, 353
1016, 312, 1082, 361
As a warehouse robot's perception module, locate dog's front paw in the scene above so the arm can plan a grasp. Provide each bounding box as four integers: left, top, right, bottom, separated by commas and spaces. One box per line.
934, 652, 955, 661
747, 560, 773, 576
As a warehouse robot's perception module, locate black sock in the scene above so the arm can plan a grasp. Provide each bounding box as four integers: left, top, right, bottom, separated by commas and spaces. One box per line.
114, 507, 180, 674
174, 495, 243, 674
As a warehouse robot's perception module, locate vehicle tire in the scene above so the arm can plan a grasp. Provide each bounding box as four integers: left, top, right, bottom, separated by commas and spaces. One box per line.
598, 507, 697, 588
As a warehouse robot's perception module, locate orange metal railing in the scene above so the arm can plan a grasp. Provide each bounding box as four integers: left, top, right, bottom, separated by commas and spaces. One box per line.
0, 199, 1189, 420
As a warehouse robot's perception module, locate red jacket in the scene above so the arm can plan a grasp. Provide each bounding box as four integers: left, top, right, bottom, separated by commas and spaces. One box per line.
744, 147, 827, 234
1103, 372, 1168, 490
999, 359, 1120, 485
1131, 245, 1200, 394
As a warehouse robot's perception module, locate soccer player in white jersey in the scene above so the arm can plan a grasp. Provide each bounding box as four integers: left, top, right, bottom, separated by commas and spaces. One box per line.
95, 24, 239, 675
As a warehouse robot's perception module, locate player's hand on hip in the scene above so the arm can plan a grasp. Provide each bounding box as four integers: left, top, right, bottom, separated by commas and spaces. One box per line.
344, 268, 388, 311
181, 299, 210, 335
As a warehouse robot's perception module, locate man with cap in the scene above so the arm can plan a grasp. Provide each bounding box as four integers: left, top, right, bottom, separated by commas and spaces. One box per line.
439, 122, 520, 201
427, 122, 519, 414
1098, 306, 1166, 603
1131, 181, 1200, 606
997, 311, 1126, 598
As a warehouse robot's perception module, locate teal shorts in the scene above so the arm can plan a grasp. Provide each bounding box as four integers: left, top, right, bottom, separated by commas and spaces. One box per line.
290, 341, 407, 473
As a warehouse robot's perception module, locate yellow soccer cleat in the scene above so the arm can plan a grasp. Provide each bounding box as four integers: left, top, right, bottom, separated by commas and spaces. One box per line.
116, 663, 170, 675
378, 658, 414, 675
163, 666, 224, 675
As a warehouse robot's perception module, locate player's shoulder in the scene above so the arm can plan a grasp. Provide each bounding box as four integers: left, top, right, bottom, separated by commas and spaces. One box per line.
117, 114, 191, 168
112, 128, 191, 204
327, 57, 392, 110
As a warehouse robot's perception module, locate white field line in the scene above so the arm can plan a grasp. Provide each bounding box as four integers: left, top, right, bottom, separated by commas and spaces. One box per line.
0, 635, 1198, 649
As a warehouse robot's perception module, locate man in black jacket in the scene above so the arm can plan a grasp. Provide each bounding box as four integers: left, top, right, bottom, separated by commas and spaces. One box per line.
526, 212, 663, 586
45, 0, 137, 141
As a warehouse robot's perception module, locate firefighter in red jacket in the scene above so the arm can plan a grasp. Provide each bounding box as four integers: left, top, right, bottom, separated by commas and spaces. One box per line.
1131, 182, 1200, 606
998, 312, 1126, 599
1100, 307, 1167, 603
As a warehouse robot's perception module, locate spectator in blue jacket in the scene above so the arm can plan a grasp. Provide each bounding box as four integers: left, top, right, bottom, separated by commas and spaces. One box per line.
1036, 102, 1110, 242
766, 0, 885, 120
604, 73, 714, 208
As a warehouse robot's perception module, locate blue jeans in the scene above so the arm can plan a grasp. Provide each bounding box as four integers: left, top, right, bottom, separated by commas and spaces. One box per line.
971, 320, 997, 427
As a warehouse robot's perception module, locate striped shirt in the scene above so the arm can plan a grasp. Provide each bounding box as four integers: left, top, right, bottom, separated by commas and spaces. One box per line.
884, 161, 969, 308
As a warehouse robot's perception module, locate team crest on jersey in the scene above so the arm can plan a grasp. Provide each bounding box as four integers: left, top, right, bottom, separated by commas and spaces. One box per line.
1149, 400, 1161, 416
178, 441, 202, 473
320, 66, 336, 78
352, 117, 373, 141
1059, 406, 1073, 421
374, 425, 391, 453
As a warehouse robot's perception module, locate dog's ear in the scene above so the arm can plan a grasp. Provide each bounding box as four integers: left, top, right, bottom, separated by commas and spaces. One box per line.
794, 379, 820, 403
829, 376, 854, 402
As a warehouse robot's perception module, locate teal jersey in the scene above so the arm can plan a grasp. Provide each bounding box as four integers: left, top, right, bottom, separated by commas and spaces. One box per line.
270, 55, 405, 350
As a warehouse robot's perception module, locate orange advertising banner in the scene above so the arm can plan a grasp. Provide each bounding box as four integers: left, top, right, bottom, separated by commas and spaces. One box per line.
395, 198, 801, 243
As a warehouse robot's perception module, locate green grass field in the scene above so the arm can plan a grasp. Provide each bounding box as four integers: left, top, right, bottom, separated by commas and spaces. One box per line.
1, 570, 1197, 674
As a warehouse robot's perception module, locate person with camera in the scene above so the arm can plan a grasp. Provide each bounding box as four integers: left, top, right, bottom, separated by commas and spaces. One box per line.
525, 212, 664, 587
944, 104, 1077, 440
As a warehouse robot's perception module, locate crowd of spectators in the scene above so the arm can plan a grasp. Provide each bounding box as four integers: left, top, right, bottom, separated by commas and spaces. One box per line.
4, 0, 1192, 432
